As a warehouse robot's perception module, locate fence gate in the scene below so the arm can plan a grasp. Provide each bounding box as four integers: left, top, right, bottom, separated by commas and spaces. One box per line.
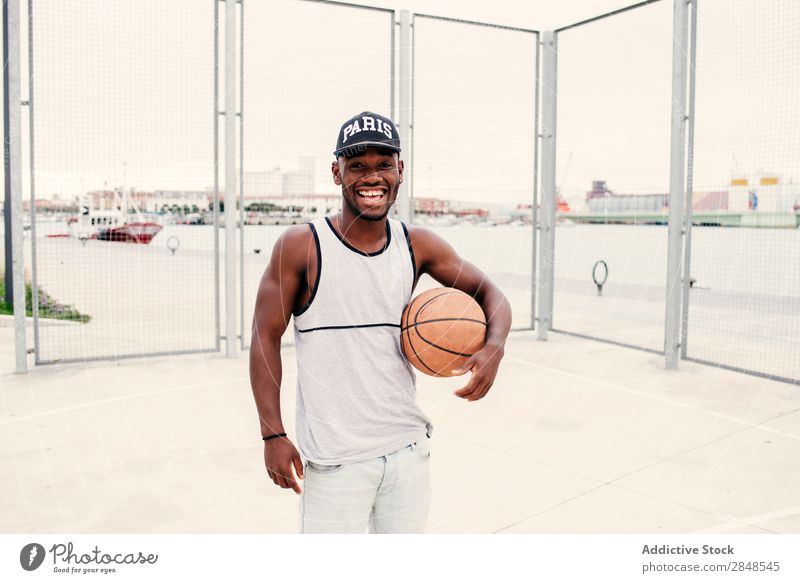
29, 0, 219, 363
683, 0, 800, 384
551, 0, 673, 353
411, 15, 539, 331
240, 0, 394, 350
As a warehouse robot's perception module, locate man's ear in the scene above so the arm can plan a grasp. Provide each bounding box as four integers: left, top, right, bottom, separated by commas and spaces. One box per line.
398, 159, 404, 183
331, 159, 343, 186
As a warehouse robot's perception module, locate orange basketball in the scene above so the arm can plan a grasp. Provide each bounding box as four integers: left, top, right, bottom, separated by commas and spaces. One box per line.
400, 287, 487, 377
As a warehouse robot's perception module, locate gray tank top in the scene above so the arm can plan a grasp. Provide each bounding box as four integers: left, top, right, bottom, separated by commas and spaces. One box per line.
292, 216, 433, 465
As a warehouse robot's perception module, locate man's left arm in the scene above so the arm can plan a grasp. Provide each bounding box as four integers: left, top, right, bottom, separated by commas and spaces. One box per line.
409, 226, 512, 401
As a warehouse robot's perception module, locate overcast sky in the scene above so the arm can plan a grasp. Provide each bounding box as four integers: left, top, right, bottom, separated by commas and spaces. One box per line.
3, 0, 799, 209
351, 0, 640, 31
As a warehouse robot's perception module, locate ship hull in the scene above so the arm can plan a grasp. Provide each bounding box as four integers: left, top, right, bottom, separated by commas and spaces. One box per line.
94, 222, 162, 244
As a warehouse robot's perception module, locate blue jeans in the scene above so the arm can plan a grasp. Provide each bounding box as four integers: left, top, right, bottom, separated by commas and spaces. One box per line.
299, 438, 432, 534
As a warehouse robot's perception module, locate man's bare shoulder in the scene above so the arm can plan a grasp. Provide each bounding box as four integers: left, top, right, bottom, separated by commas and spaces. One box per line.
406, 224, 453, 262
280, 223, 314, 246
405, 223, 435, 244
270, 224, 315, 269
275, 225, 314, 253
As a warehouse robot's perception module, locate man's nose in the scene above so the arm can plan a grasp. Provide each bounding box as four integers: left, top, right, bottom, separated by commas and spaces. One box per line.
361, 172, 383, 183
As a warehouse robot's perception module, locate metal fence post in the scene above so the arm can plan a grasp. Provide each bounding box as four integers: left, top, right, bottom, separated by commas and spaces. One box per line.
537, 31, 557, 341
396, 10, 412, 224
27, 0, 40, 365
213, 0, 221, 353
225, 0, 238, 357
531, 33, 540, 331
2, 0, 12, 308
4, 0, 27, 373
390, 11, 396, 121
665, 0, 689, 369
239, 0, 245, 351
680, 0, 697, 359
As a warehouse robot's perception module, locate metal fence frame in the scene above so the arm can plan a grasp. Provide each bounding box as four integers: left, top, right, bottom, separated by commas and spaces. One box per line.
214, 0, 222, 355
26, 0, 221, 364
238, 0, 245, 352
544, 0, 799, 385
537, 29, 555, 340
541, 0, 681, 356
5, 0, 27, 372
676, 0, 799, 386
238, 0, 395, 352
8, 0, 798, 384
27, 0, 40, 363
411, 13, 540, 332
680, 0, 698, 361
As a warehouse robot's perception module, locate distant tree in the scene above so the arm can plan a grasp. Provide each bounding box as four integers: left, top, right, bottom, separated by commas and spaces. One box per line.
244, 202, 278, 213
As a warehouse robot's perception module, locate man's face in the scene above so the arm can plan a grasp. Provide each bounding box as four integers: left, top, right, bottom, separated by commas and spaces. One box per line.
331, 147, 404, 221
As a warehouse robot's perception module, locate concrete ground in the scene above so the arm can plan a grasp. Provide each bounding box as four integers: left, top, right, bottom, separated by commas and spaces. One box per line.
1, 321, 799, 534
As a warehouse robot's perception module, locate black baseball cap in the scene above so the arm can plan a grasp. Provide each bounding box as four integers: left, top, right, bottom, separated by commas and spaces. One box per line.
334, 111, 401, 158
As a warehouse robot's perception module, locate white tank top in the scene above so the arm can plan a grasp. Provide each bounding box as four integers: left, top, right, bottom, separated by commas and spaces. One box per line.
292, 216, 433, 465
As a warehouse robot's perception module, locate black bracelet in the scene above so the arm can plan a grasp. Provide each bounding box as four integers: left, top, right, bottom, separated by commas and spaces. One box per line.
262, 432, 287, 442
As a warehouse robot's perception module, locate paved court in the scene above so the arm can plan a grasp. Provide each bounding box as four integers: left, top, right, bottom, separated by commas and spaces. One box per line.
1, 321, 799, 533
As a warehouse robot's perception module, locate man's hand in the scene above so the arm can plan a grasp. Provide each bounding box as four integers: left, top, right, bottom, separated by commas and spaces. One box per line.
264, 437, 304, 494
452, 344, 505, 402
407, 226, 512, 399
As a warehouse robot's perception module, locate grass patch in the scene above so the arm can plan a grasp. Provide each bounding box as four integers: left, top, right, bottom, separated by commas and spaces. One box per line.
0, 276, 91, 323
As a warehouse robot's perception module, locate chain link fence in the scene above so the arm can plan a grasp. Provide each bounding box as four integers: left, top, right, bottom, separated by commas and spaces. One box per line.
26, 0, 218, 363
684, 0, 800, 383
411, 15, 538, 330
240, 0, 393, 350
4, 0, 798, 384
552, 0, 672, 353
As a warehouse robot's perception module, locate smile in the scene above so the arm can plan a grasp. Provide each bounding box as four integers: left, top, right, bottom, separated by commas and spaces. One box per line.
356, 188, 387, 200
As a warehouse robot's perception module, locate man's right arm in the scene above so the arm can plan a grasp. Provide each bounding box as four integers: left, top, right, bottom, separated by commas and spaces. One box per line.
249, 226, 311, 494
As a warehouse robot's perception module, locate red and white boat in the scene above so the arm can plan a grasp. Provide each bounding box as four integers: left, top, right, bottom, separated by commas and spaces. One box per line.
93, 221, 162, 244
58, 189, 163, 244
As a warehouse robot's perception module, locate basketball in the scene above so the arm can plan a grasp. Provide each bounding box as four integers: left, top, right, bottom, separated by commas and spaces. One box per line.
400, 287, 487, 377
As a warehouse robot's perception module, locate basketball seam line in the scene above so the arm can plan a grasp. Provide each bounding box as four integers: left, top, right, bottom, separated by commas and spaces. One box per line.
400, 317, 486, 332
405, 292, 441, 377
414, 291, 484, 359
410, 292, 469, 374
414, 327, 479, 358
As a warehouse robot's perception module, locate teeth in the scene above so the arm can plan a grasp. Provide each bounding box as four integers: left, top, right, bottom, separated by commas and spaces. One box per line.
358, 190, 385, 198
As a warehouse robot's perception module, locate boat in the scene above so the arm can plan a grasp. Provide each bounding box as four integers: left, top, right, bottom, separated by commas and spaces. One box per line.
94, 221, 162, 243
52, 188, 163, 244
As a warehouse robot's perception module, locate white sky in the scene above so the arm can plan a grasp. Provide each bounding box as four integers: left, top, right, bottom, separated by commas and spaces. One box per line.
355, 0, 639, 31
4, 0, 800, 209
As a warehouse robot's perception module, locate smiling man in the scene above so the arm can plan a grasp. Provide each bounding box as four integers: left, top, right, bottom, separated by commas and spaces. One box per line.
249, 111, 511, 533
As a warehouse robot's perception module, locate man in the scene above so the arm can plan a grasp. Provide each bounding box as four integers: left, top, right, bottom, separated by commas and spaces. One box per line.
249, 111, 511, 533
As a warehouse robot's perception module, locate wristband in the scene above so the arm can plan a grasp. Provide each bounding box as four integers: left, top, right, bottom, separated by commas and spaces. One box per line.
262, 432, 287, 442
